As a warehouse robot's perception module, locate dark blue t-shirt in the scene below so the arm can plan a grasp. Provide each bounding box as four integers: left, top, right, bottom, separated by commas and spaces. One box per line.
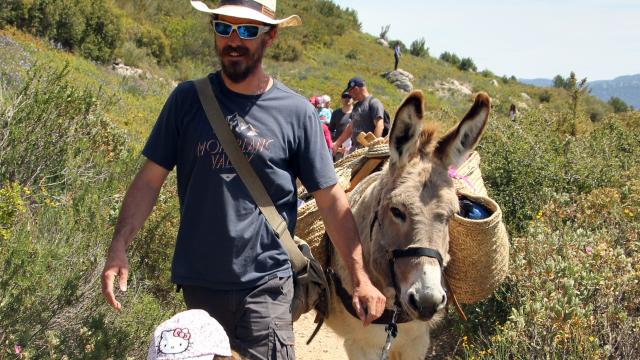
142, 72, 337, 290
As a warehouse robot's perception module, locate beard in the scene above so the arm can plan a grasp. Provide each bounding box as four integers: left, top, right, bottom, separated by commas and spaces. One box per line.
215, 39, 267, 83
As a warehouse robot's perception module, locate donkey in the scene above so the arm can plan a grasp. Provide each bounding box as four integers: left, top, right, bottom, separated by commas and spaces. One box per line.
324, 91, 491, 359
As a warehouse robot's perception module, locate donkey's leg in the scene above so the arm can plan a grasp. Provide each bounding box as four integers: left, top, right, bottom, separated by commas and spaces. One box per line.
344, 338, 385, 360
390, 324, 430, 360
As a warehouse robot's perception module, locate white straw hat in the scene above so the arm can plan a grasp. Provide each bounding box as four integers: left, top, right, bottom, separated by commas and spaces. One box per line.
191, 0, 302, 27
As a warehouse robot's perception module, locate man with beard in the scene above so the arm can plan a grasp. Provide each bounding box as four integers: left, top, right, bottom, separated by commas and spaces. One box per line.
100, 1, 385, 359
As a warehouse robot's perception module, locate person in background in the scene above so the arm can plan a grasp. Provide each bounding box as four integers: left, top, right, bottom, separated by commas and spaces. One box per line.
333, 77, 385, 154
394, 43, 402, 70
329, 91, 353, 161
311, 96, 333, 152
317, 95, 332, 125
101, 1, 386, 359
509, 103, 517, 121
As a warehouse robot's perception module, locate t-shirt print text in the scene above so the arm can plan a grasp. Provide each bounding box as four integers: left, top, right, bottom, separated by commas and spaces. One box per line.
195, 113, 274, 170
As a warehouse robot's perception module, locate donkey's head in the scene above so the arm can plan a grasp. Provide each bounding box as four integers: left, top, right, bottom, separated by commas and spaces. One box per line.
366, 91, 490, 321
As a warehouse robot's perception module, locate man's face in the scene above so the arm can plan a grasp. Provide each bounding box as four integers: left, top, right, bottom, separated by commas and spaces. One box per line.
348, 86, 364, 101
214, 15, 275, 83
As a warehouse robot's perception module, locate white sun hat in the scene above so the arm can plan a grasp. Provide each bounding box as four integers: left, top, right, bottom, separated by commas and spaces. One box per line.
191, 0, 302, 27
147, 309, 232, 359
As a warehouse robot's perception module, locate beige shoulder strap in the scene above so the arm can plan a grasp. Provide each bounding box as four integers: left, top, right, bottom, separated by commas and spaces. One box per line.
193, 77, 307, 272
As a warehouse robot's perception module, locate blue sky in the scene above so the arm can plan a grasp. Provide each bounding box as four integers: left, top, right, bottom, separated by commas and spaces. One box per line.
336, 0, 639, 81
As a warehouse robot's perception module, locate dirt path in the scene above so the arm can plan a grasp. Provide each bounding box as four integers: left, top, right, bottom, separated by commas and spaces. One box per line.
293, 312, 459, 359
294, 312, 348, 359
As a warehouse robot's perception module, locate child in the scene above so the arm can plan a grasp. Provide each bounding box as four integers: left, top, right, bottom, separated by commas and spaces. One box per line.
148, 309, 241, 359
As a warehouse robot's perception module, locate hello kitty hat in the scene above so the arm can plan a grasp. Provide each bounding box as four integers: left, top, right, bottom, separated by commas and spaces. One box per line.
148, 309, 232, 359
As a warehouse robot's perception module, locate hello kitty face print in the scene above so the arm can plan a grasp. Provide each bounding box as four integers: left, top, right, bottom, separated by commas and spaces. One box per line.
158, 328, 191, 355
147, 309, 232, 359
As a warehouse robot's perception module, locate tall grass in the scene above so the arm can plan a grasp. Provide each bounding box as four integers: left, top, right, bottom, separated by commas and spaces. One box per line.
0, 65, 183, 358
444, 109, 640, 359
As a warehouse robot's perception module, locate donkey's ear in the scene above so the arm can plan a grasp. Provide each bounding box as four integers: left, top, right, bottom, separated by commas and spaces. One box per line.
389, 91, 424, 168
435, 92, 490, 168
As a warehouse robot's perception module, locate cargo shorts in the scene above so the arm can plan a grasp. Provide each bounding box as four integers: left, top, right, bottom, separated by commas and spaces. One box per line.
181, 275, 295, 360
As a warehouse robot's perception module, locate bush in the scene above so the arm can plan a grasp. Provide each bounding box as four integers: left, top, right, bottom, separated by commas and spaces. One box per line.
608, 96, 630, 113
0, 64, 128, 188
0, 63, 182, 358
268, 37, 302, 62
136, 25, 171, 64
458, 57, 477, 72
409, 37, 428, 57
539, 90, 552, 103
480, 69, 495, 78
345, 49, 358, 60
2, 0, 123, 63
440, 51, 460, 66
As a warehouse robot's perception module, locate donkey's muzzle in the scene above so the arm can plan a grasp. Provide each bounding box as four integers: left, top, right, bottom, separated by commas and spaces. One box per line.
408, 289, 447, 320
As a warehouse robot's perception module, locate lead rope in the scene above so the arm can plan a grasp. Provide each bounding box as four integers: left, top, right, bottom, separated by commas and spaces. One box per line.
380, 305, 399, 360
381, 256, 403, 359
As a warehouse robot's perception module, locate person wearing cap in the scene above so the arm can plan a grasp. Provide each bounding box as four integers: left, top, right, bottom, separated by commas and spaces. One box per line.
101, 1, 386, 359
328, 91, 353, 161
333, 77, 385, 154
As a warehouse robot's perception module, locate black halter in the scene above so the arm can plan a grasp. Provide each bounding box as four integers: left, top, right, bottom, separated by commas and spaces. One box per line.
369, 210, 446, 309
328, 209, 447, 326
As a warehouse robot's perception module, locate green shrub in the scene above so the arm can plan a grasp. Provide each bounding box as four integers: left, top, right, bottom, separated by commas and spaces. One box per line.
458, 57, 477, 72
2, 0, 123, 63
0, 62, 182, 359
608, 96, 630, 113
440, 51, 460, 66
268, 37, 302, 62
345, 49, 358, 60
480, 69, 495, 78
136, 25, 170, 64
0, 182, 25, 242
0, 64, 128, 188
409, 37, 428, 57
539, 90, 552, 103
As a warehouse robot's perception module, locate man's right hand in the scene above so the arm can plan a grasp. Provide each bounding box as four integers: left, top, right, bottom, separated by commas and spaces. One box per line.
101, 244, 129, 311
332, 143, 341, 156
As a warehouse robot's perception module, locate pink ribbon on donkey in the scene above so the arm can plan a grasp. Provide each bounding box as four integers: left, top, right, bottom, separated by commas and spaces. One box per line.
448, 166, 477, 193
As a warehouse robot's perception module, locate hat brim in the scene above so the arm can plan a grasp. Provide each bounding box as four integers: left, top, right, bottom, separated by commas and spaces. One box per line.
191, 1, 301, 27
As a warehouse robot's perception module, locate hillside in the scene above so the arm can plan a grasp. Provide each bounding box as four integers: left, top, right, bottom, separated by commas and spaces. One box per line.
0, 0, 617, 125
589, 74, 640, 109
521, 74, 640, 109
1, 1, 639, 359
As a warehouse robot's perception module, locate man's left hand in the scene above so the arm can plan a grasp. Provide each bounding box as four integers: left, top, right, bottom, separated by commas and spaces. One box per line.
352, 280, 386, 326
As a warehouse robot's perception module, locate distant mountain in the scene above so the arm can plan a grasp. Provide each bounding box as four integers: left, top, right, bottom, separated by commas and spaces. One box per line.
589, 75, 640, 109
519, 78, 553, 87
519, 75, 640, 109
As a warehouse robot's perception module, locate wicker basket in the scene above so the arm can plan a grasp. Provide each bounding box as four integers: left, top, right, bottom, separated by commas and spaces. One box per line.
451, 151, 488, 197
446, 192, 510, 303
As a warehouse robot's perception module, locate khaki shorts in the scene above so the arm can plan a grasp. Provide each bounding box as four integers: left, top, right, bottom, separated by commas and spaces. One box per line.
182, 276, 295, 360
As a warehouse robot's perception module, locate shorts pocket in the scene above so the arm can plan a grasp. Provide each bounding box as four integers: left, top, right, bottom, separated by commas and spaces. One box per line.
268, 320, 295, 360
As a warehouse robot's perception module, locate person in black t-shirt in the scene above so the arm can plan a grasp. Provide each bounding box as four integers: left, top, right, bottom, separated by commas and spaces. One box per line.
100, 1, 385, 359
329, 91, 353, 161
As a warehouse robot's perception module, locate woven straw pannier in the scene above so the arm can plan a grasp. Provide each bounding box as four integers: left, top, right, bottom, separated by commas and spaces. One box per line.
451, 151, 488, 197
446, 192, 510, 303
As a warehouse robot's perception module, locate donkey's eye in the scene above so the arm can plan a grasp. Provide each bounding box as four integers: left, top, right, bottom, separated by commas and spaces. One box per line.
433, 212, 450, 224
390, 207, 406, 222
